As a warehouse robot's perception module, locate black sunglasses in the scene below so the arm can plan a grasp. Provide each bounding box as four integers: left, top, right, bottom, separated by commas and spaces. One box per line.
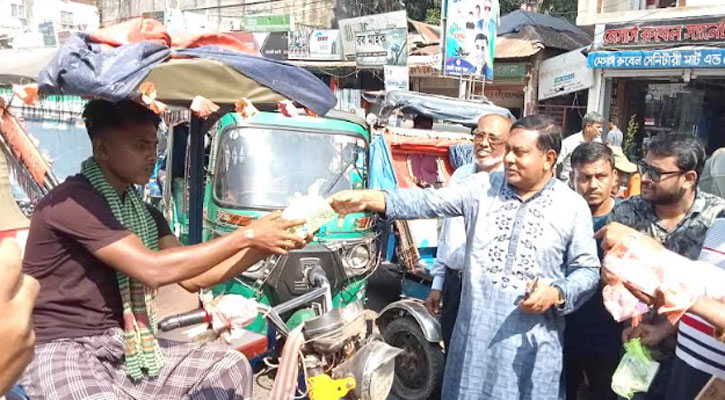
637, 162, 685, 182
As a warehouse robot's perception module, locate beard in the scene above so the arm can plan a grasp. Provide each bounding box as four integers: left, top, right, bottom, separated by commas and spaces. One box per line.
643, 186, 686, 205
476, 154, 504, 170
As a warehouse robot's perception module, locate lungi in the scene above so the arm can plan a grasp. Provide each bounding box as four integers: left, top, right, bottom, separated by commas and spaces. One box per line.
19, 328, 252, 400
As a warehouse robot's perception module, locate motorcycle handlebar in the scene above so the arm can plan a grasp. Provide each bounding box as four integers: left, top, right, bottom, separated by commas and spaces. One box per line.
158, 309, 211, 332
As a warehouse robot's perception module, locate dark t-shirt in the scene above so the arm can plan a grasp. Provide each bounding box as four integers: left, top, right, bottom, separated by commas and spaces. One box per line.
565, 207, 623, 356
23, 175, 172, 343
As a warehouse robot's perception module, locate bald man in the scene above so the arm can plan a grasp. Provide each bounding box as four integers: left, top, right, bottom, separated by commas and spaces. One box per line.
425, 114, 512, 352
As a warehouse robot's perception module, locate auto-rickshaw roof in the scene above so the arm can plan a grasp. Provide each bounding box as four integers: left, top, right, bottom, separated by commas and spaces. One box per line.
221, 110, 370, 141
374, 90, 515, 127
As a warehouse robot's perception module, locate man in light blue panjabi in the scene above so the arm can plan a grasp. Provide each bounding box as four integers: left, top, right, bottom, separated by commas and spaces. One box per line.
329, 115, 600, 400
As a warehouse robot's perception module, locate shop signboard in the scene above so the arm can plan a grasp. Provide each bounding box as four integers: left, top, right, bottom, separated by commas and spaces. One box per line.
538, 50, 592, 100
493, 62, 526, 83
289, 30, 342, 60
355, 28, 407, 67
588, 48, 725, 69
442, 0, 500, 80
225, 32, 288, 59
242, 14, 293, 32
338, 10, 407, 61
603, 16, 725, 47
384, 65, 409, 92
256, 32, 289, 60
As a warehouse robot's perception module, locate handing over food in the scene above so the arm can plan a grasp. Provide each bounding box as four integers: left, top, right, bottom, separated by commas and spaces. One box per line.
595, 222, 725, 331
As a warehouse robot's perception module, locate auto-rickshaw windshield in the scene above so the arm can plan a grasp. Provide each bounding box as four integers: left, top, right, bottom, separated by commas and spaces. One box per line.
214, 126, 367, 209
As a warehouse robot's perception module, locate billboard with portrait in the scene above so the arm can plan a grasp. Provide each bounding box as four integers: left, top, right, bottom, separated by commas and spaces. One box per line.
443, 0, 499, 80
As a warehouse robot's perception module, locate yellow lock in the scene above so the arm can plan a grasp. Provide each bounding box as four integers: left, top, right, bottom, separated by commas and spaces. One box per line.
307, 374, 356, 400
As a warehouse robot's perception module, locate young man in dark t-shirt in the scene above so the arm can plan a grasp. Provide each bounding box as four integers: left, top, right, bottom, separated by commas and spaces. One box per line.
20, 99, 308, 399
565, 142, 621, 400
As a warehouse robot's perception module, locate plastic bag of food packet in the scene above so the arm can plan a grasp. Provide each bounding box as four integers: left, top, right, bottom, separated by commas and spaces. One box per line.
281, 195, 337, 237
601, 233, 708, 325
611, 338, 660, 399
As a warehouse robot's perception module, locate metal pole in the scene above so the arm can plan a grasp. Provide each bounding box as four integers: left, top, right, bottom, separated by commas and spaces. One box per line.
188, 114, 204, 245
440, 0, 448, 73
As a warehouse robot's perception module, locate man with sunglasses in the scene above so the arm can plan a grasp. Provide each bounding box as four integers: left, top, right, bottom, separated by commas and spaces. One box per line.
424, 113, 512, 354
606, 133, 725, 400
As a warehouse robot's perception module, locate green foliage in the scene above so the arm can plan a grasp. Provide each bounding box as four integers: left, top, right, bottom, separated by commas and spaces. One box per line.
425, 6, 442, 25
624, 114, 640, 160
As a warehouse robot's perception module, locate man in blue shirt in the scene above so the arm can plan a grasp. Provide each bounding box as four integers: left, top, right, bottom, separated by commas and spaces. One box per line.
565, 142, 621, 400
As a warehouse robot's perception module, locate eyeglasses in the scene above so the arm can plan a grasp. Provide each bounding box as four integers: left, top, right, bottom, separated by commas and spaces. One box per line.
637, 162, 685, 182
472, 130, 504, 147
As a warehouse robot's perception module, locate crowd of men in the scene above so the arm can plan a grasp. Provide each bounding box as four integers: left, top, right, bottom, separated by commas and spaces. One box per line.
329, 111, 725, 400
1, 100, 725, 400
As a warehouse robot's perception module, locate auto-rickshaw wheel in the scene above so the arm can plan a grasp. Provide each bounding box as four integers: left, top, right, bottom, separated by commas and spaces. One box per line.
382, 316, 444, 400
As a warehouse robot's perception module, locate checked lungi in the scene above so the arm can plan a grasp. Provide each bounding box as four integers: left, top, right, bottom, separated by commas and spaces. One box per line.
19, 328, 253, 400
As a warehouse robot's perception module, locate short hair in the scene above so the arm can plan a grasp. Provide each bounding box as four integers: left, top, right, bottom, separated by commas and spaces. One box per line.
83, 99, 161, 139
475, 33, 488, 41
413, 115, 433, 129
609, 115, 619, 125
570, 142, 614, 171
581, 111, 603, 129
646, 134, 706, 179
475, 5, 481, 10
511, 114, 562, 156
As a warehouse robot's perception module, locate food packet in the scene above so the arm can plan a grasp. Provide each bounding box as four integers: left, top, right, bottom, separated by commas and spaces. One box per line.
602, 234, 707, 325
611, 338, 660, 399
281, 195, 337, 238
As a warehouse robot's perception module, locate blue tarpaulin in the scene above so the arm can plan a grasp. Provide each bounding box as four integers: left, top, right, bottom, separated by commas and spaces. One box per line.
369, 135, 398, 190
38, 33, 337, 115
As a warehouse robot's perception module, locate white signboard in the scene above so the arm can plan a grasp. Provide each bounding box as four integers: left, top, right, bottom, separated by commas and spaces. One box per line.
355, 28, 407, 67
538, 49, 593, 100
384, 65, 409, 92
338, 10, 407, 61
289, 30, 342, 60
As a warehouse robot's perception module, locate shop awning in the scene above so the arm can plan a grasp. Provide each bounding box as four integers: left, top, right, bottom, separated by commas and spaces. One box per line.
588, 47, 725, 69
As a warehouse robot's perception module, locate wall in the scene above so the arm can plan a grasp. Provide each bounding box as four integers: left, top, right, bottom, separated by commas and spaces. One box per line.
0, 0, 99, 47
99, 0, 336, 31
577, 0, 725, 26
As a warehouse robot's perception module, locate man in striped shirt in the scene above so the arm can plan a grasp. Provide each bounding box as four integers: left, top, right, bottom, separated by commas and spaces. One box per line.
672, 217, 725, 399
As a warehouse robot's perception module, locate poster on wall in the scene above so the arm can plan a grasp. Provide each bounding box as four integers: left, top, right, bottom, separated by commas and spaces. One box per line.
355, 28, 407, 67
443, 0, 500, 80
384, 65, 409, 92
289, 30, 342, 60
338, 10, 408, 61
224, 32, 288, 59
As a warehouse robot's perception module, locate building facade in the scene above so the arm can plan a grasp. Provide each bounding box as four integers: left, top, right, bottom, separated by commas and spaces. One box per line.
580, 0, 725, 158
0, 0, 99, 48
97, 0, 337, 31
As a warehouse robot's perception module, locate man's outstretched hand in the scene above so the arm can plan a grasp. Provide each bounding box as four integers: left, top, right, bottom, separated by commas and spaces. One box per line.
244, 211, 309, 255
0, 239, 39, 396
327, 190, 386, 221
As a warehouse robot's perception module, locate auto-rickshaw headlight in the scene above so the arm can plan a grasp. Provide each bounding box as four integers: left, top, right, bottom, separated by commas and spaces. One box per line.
345, 245, 371, 273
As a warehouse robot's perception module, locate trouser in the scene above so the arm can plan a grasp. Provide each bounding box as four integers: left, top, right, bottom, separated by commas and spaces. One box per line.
440, 267, 462, 352
20, 328, 252, 400
564, 350, 619, 400
663, 356, 714, 400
